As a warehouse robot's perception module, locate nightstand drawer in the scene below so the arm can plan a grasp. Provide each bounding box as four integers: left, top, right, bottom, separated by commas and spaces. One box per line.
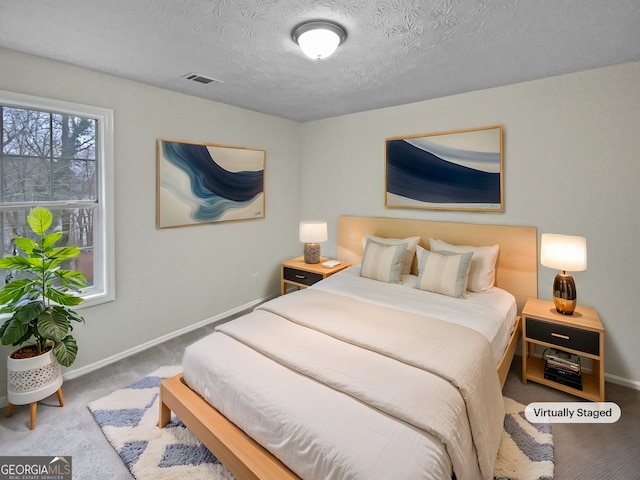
526, 318, 599, 355
283, 267, 323, 286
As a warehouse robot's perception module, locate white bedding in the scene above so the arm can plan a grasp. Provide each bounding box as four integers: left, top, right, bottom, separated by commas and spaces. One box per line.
183, 268, 514, 480
183, 330, 453, 479
313, 266, 517, 364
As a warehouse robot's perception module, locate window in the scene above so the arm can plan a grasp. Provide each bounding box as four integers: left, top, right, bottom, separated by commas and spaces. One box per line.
0, 90, 114, 307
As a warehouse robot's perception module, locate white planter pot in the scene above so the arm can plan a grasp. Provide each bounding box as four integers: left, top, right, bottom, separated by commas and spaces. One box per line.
7, 346, 63, 405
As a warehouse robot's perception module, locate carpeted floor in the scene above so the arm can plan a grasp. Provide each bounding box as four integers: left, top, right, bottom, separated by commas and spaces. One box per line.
88, 367, 553, 480
1, 317, 639, 480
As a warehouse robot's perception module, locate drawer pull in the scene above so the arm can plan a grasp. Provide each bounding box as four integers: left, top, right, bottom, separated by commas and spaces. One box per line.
551, 332, 570, 340
295, 274, 306, 279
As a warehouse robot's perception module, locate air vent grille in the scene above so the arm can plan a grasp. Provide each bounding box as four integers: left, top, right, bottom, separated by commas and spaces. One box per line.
182, 73, 223, 85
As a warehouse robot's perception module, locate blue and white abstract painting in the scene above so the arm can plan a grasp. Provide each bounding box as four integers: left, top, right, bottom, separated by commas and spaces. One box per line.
385, 126, 503, 211
158, 140, 265, 227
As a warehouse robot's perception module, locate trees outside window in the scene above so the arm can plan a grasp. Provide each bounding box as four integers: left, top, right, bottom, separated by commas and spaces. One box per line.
0, 91, 114, 306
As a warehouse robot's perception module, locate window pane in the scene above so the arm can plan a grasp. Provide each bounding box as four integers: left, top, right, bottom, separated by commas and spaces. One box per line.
2, 107, 52, 157
0, 208, 95, 288
52, 158, 97, 201
51, 113, 96, 160
1, 156, 52, 202
1, 108, 97, 204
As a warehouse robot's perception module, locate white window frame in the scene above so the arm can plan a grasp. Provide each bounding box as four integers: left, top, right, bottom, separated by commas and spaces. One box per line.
0, 89, 115, 307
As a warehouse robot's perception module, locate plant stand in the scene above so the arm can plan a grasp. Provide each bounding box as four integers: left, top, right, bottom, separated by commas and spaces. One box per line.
6, 388, 64, 430
6, 346, 64, 429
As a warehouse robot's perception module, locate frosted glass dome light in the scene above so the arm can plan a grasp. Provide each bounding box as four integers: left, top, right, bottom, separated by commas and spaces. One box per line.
292, 21, 346, 60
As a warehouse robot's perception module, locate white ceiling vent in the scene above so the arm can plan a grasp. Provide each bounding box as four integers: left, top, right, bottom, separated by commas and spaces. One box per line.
182, 72, 223, 85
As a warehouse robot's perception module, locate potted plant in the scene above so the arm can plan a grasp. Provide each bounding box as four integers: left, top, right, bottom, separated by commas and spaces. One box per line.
0, 207, 87, 424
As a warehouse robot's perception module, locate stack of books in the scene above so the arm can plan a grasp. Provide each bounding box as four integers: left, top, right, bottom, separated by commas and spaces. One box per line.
543, 348, 582, 390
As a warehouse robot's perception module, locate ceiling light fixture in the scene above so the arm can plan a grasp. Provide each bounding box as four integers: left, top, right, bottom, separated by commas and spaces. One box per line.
292, 21, 346, 60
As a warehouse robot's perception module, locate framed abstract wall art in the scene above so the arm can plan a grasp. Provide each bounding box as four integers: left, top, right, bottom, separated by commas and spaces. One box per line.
385, 125, 503, 212
157, 139, 265, 228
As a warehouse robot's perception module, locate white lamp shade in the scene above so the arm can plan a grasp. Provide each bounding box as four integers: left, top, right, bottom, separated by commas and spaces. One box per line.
540, 233, 587, 272
299, 221, 328, 243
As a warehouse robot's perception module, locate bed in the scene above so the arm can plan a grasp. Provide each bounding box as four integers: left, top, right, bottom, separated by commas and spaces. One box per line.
159, 216, 538, 480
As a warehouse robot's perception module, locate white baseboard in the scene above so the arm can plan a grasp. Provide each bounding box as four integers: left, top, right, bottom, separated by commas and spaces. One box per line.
604, 372, 640, 391
0, 295, 275, 408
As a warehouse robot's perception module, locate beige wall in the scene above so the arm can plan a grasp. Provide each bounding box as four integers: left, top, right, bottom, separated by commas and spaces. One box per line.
301, 61, 640, 388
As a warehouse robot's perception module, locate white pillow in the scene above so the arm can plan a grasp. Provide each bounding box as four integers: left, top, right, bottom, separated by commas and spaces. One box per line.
362, 234, 420, 275
360, 238, 408, 284
429, 238, 499, 292
416, 247, 473, 298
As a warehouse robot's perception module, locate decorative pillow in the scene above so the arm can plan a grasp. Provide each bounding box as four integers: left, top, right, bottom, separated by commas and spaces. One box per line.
416, 247, 473, 298
360, 238, 408, 283
429, 238, 499, 292
362, 234, 420, 275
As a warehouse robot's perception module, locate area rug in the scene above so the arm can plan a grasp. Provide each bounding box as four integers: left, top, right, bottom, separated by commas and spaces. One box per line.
89, 367, 553, 480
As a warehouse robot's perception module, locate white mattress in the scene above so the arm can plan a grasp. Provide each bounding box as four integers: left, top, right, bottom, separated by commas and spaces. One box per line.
183, 268, 515, 480
312, 266, 517, 364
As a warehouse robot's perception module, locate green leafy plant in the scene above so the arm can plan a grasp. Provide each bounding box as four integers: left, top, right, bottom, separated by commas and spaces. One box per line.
0, 207, 87, 367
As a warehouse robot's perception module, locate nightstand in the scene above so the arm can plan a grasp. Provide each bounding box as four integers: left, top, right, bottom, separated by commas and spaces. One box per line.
522, 298, 605, 401
281, 257, 349, 295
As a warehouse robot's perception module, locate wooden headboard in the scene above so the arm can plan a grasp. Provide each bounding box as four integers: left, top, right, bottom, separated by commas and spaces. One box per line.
336, 216, 538, 313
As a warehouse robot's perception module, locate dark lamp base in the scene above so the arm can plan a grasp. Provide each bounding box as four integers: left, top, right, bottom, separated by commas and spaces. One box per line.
552, 272, 577, 315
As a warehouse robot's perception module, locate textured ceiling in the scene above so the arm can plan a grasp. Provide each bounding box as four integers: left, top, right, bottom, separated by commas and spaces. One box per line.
0, 0, 639, 122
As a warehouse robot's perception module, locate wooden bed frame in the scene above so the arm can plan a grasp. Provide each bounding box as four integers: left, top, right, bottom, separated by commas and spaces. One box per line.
159, 216, 538, 480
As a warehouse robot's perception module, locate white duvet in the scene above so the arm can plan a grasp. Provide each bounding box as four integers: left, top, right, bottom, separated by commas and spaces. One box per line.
183, 270, 514, 480
314, 266, 517, 364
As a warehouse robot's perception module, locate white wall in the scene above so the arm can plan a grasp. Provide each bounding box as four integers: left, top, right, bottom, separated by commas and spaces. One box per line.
0, 47, 302, 396
301, 61, 640, 388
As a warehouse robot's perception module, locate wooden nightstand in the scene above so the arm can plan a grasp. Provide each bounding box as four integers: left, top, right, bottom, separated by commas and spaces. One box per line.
281, 257, 349, 295
522, 298, 605, 401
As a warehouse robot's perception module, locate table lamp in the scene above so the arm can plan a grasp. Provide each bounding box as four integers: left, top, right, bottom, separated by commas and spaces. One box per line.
540, 233, 587, 315
299, 221, 327, 264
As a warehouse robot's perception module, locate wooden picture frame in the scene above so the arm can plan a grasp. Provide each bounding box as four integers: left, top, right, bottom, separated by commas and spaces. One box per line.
157, 139, 265, 228
385, 125, 503, 212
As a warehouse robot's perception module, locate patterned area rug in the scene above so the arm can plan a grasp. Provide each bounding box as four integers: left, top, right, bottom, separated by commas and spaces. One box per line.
495, 397, 554, 480
89, 367, 553, 480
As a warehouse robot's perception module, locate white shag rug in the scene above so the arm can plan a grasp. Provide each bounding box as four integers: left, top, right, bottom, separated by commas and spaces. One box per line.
89, 367, 553, 480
